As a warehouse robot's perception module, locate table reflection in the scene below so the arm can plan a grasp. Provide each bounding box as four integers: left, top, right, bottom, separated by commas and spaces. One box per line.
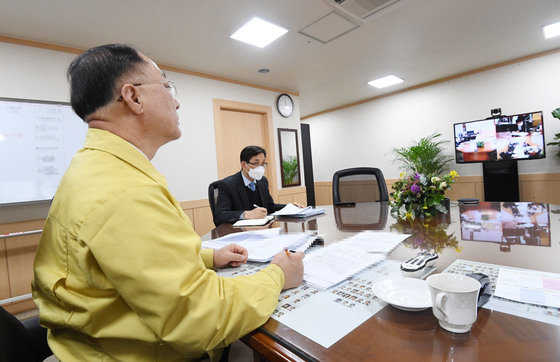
333, 202, 389, 231
389, 215, 461, 254
459, 202, 551, 248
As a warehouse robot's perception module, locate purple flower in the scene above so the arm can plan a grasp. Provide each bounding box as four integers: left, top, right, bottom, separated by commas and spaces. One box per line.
414, 173, 420, 179
410, 184, 421, 193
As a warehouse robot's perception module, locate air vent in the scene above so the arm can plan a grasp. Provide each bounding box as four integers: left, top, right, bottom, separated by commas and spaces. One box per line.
324, 0, 411, 24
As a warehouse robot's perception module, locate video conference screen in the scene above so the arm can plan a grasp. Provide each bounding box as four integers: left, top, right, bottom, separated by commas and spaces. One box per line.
454, 111, 545, 163
459, 202, 550, 246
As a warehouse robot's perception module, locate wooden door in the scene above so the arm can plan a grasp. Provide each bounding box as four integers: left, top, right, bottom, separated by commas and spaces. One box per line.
213, 99, 278, 200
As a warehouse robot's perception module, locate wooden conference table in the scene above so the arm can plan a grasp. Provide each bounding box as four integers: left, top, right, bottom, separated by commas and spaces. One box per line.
202, 202, 560, 361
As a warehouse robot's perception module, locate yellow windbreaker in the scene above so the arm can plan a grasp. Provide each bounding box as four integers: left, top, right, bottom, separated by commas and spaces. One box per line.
32, 128, 284, 361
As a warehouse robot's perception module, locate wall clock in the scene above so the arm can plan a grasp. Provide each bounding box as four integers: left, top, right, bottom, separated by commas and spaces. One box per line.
276, 93, 294, 118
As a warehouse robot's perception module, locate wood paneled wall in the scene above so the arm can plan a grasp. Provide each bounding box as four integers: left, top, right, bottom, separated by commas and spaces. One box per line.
179, 199, 215, 237
277, 186, 307, 206
0, 220, 44, 314
315, 173, 560, 206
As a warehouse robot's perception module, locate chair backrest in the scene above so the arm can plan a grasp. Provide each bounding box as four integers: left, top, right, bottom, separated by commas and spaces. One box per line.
208, 181, 220, 221
332, 167, 389, 204
0, 306, 51, 362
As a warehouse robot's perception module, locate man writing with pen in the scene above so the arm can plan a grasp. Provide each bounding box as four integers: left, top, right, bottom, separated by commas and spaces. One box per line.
213, 145, 303, 226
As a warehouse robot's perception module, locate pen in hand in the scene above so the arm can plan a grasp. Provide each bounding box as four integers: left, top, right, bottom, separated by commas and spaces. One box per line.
284, 248, 296, 256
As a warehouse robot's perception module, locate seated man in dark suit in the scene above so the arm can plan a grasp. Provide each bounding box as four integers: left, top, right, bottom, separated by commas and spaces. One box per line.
214, 145, 302, 225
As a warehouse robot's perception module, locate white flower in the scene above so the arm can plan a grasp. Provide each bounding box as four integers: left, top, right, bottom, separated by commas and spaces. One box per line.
439, 182, 447, 189
431, 177, 440, 183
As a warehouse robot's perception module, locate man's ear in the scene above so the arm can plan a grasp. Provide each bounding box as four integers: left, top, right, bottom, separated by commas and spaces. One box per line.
120, 84, 143, 115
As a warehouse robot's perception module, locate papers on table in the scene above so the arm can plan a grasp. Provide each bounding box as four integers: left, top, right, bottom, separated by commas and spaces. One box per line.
346, 230, 409, 253
303, 231, 407, 289
233, 215, 274, 227
202, 228, 315, 262
273, 203, 326, 218
443, 259, 560, 327
495, 268, 560, 308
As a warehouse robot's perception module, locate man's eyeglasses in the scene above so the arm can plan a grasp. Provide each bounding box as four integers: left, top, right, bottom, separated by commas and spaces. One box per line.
117, 80, 177, 101
247, 161, 268, 168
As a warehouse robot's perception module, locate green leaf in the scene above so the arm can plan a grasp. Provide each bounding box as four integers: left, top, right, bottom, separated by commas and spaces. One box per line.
552, 108, 560, 120
281, 156, 299, 185
389, 132, 453, 176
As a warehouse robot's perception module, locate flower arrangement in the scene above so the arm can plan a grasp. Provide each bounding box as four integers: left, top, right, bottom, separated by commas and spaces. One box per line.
390, 216, 462, 254
390, 170, 458, 219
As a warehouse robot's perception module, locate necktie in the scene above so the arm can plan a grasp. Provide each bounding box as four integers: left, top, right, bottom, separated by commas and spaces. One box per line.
248, 182, 256, 191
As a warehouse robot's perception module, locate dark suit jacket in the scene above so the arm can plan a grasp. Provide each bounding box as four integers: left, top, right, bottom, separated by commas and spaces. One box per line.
214, 171, 285, 226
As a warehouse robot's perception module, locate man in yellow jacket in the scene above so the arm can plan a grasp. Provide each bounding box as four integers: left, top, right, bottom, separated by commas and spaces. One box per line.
32, 44, 305, 361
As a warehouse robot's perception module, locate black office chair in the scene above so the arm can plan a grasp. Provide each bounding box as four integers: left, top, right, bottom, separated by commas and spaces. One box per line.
332, 167, 389, 204
208, 181, 220, 225
0, 306, 52, 362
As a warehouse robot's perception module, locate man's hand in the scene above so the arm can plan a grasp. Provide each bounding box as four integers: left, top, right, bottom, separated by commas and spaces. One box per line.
270, 250, 305, 290
243, 207, 268, 219
293, 202, 305, 208
213, 244, 248, 268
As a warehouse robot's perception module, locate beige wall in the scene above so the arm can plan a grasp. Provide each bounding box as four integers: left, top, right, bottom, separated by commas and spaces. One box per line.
305, 52, 560, 183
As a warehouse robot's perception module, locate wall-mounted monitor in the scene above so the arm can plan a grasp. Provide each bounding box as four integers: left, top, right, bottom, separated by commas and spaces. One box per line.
0, 97, 86, 205
454, 111, 545, 163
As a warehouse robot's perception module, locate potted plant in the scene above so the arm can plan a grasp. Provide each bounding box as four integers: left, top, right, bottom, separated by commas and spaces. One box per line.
547, 108, 560, 158
391, 132, 453, 176
390, 132, 457, 219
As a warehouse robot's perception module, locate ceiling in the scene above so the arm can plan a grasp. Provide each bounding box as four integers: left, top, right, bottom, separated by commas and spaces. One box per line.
1, 0, 560, 117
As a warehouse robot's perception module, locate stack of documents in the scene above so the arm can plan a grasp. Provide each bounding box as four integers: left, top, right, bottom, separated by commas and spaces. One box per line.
273, 203, 325, 218
202, 228, 316, 262
303, 231, 409, 289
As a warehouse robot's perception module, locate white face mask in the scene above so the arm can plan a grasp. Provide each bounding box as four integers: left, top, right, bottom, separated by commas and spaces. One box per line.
248, 166, 265, 180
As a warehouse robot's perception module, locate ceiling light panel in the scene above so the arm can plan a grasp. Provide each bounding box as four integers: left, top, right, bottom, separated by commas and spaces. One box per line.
543, 21, 560, 39
368, 75, 404, 88
230, 17, 288, 48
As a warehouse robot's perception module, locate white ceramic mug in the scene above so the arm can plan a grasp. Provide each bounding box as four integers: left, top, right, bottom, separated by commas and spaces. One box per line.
426, 273, 481, 333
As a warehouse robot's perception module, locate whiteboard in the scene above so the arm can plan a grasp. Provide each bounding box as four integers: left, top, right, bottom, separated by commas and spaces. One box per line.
0, 98, 87, 205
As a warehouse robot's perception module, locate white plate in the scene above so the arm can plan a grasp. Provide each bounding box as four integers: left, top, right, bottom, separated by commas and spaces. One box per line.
373, 277, 432, 311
